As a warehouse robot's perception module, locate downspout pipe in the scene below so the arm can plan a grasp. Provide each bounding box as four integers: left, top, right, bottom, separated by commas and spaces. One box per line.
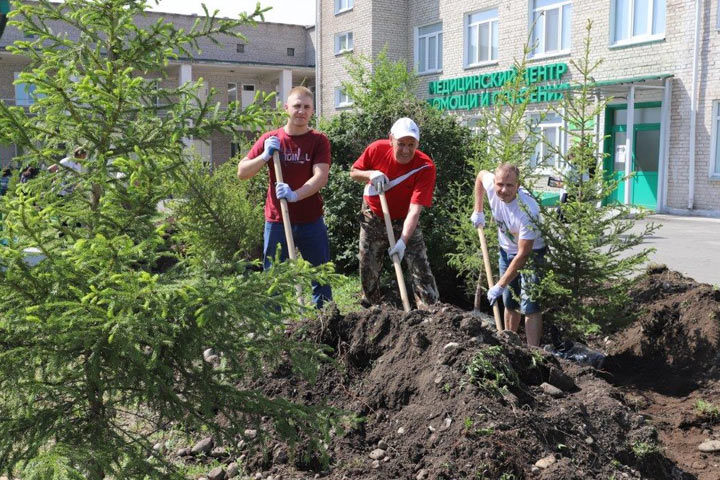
315, 0, 322, 118
688, 0, 700, 209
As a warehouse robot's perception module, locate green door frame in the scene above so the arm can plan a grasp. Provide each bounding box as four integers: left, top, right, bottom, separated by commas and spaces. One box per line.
603, 102, 662, 207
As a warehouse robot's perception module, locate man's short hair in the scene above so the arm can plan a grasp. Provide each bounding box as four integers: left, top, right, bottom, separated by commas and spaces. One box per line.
288, 86, 313, 102
495, 163, 520, 181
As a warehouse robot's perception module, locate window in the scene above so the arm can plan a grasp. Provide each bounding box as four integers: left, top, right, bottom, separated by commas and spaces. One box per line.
335, 87, 352, 108
416, 23, 443, 74
531, 0, 572, 56
465, 8, 499, 67
532, 114, 564, 170
611, 0, 665, 45
711, 101, 720, 176
335, 0, 353, 14
287, 47, 295, 57
14, 72, 36, 106
228, 83, 237, 106
334, 31, 353, 54
236, 43, 245, 53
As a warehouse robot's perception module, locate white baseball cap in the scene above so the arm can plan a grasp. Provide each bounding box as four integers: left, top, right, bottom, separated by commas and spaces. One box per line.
390, 117, 420, 142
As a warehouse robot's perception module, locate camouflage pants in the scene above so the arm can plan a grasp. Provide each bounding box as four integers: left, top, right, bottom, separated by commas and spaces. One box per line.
358, 203, 439, 308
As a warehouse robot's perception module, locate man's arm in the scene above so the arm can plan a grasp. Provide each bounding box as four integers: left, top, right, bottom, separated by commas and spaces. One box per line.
399, 203, 423, 245
473, 170, 493, 212
237, 154, 267, 180
497, 238, 534, 287
292, 163, 330, 201
350, 166, 375, 184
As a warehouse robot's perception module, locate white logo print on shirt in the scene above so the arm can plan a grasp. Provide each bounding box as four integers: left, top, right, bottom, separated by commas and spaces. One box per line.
283, 148, 311, 164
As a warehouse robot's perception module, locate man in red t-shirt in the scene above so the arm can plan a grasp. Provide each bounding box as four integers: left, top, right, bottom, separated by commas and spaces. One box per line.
237, 86, 332, 307
350, 117, 439, 309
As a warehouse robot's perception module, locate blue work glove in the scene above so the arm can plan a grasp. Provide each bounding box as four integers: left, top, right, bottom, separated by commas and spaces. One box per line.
487, 284, 506, 306
388, 238, 406, 262
275, 182, 299, 202
470, 211, 485, 228
260, 136, 280, 162
369, 170, 389, 193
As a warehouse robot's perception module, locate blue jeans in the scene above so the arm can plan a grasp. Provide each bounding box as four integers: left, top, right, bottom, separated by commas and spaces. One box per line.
498, 247, 546, 315
263, 217, 332, 308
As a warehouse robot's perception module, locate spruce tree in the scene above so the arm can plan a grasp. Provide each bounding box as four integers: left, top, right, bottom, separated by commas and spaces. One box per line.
530, 21, 658, 335
0, 1, 338, 478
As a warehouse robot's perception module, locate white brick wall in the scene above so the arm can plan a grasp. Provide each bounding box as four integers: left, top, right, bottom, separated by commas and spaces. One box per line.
319, 0, 720, 215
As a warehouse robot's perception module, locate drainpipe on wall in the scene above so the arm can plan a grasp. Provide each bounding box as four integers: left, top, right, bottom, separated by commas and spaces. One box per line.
315, 0, 322, 118
687, 0, 701, 209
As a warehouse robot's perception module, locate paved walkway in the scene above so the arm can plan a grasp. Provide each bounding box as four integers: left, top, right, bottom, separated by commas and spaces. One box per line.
626, 214, 720, 286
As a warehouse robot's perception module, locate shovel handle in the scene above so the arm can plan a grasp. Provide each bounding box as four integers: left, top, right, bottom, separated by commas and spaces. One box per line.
272, 151, 297, 261
379, 192, 411, 312
273, 151, 303, 302
477, 226, 503, 331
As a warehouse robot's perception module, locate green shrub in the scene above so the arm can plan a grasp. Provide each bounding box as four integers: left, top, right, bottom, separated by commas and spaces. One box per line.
174, 159, 266, 263
319, 51, 480, 303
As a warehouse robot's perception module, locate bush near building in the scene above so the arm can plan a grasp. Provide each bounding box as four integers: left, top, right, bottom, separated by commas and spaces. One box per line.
319, 51, 482, 304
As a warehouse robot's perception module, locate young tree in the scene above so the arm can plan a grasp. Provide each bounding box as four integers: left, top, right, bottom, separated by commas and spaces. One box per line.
530, 21, 658, 335
0, 1, 338, 478
448, 46, 539, 309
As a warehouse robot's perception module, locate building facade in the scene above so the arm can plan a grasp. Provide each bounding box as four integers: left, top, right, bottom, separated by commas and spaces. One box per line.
317, 0, 720, 216
0, 7, 316, 167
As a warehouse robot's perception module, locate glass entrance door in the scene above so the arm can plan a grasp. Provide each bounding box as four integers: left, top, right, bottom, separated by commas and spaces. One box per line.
606, 104, 661, 209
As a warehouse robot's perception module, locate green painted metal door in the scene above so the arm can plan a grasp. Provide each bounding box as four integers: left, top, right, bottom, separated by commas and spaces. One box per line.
605, 105, 662, 209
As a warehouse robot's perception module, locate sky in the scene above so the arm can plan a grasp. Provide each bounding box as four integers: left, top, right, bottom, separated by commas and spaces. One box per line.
148, 0, 316, 26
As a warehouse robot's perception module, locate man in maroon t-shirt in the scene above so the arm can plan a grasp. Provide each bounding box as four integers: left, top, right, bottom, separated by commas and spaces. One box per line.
237, 86, 332, 307
350, 117, 439, 309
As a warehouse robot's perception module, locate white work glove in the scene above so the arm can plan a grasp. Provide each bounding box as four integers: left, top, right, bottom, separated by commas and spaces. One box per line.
275, 182, 298, 202
487, 284, 506, 306
470, 211, 485, 228
369, 171, 389, 193
259, 136, 281, 162
387, 238, 406, 262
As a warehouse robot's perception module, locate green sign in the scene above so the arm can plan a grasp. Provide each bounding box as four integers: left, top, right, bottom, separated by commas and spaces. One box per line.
427, 62, 570, 111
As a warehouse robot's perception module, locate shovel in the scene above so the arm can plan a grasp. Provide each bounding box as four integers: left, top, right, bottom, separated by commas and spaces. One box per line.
378, 191, 411, 312
477, 226, 503, 331
272, 151, 303, 302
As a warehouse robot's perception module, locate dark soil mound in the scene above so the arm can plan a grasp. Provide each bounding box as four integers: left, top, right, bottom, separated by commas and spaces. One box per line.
235, 302, 694, 479
606, 266, 720, 381
178, 266, 719, 480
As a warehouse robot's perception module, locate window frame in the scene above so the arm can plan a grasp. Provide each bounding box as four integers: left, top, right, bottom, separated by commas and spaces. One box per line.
334, 0, 353, 15
464, 8, 499, 69
334, 86, 353, 109
531, 113, 566, 172
530, 0, 572, 58
227, 82, 238, 107
711, 100, 720, 177
287, 47, 295, 57
415, 22, 443, 75
334, 31, 354, 55
610, 0, 666, 47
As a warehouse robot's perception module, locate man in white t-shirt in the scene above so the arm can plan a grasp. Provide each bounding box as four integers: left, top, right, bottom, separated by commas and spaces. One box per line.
470, 163, 546, 346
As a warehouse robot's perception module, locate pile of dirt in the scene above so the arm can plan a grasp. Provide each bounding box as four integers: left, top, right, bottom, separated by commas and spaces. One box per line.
178, 266, 719, 479
603, 265, 720, 480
